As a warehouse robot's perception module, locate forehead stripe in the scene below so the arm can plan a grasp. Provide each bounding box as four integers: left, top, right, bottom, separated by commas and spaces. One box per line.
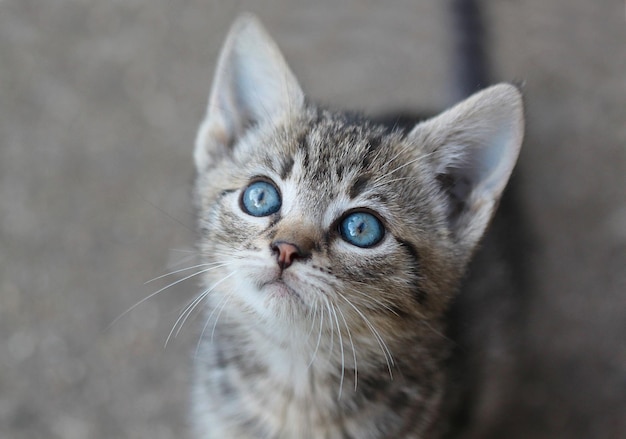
348, 173, 372, 199
279, 156, 295, 180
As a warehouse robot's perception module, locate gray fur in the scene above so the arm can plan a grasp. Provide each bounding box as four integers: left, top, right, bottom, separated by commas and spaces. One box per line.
191, 15, 524, 439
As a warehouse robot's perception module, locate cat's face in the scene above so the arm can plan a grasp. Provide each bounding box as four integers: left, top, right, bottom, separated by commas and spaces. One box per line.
194, 111, 461, 339
193, 15, 523, 353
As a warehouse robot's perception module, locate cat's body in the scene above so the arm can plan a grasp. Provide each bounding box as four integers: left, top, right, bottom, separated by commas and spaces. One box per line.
190, 8, 524, 439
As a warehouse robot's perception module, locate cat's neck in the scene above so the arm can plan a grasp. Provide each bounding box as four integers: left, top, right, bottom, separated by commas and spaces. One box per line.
199, 305, 445, 438
211, 299, 352, 395
205, 296, 442, 426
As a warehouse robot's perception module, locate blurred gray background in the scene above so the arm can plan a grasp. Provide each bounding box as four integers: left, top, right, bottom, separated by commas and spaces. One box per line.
1, 0, 625, 438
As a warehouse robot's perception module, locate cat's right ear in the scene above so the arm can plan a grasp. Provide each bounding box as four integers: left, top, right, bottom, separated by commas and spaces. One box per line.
195, 14, 305, 171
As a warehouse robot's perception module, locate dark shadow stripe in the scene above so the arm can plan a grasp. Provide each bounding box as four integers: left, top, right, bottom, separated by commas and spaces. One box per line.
396, 238, 427, 305
396, 238, 419, 263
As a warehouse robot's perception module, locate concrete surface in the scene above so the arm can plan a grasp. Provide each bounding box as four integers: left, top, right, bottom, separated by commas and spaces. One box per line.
0, 0, 624, 438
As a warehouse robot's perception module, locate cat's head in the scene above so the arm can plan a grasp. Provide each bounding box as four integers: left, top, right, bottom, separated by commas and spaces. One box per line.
193, 15, 523, 347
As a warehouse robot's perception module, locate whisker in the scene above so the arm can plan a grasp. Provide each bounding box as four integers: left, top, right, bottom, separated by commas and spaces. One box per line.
373, 148, 410, 179
305, 300, 319, 341
165, 252, 198, 271
375, 176, 414, 185
412, 308, 451, 343
325, 297, 335, 361
195, 290, 230, 357
372, 150, 437, 185
330, 302, 345, 399
194, 272, 238, 357
166, 291, 208, 348
210, 289, 235, 342
336, 304, 358, 391
307, 302, 324, 370
336, 291, 394, 380
344, 285, 399, 316
167, 270, 239, 348
135, 192, 194, 233
348, 284, 450, 343
106, 265, 225, 331
145, 262, 231, 284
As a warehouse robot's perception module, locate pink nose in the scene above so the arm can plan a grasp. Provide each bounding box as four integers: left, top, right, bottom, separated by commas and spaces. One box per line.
272, 242, 302, 270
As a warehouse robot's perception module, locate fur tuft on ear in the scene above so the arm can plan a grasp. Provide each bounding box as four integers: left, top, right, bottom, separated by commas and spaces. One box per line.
195, 14, 304, 171
409, 83, 524, 254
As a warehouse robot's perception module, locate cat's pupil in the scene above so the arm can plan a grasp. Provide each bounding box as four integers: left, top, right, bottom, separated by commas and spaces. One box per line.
252, 189, 265, 205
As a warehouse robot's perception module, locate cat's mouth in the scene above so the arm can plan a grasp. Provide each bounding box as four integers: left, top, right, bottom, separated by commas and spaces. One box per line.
260, 279, 300, 300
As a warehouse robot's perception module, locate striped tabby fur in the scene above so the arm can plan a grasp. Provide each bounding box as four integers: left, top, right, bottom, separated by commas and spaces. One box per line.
191, 14, 524, 439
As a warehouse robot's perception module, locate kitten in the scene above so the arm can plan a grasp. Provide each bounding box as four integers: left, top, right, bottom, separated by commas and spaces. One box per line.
191, 12, 524, 439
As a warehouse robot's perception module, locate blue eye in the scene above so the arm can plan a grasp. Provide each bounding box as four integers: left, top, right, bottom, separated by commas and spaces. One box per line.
241, 180, 281, 217
340, 211, 384, 248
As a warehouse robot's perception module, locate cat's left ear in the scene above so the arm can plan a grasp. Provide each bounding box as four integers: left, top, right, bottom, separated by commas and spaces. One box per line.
195, 14, 304, 170
408, 83, 524, 255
